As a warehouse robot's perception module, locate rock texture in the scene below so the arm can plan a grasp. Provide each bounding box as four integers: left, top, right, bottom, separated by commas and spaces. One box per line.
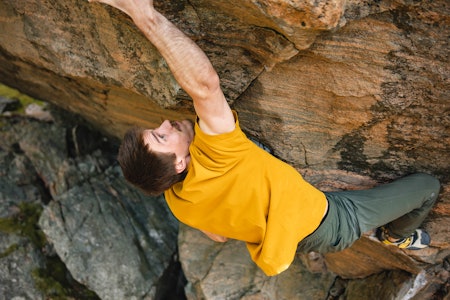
0, 0, 449, 299
0, 233, 45, 299
0, 0, 448, 176
0, 104, 183, 299
179, 225, 450, 299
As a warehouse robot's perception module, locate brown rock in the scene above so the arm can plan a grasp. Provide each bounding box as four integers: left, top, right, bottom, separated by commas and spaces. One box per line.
179, 224, 335, 300
0, 0, 448, 298
324, 236, 425, 278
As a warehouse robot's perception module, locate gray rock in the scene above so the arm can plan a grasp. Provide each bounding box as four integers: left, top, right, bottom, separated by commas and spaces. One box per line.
0, 232, 45, 300
179, 224, 335, 300
0, 96, 20, 113
1, 109, 182, 299
39, 166, 179, 300
0, 145, 42, 218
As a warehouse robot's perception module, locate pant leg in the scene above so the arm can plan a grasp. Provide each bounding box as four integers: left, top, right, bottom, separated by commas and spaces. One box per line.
297, 173, 440, 254
328, 173, 440, 239
297, 193, 360, 253
383, 174, 440, 238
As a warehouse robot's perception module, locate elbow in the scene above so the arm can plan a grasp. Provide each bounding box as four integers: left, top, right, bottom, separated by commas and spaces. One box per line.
195, 69, 221, 101
206, 71, 221, 92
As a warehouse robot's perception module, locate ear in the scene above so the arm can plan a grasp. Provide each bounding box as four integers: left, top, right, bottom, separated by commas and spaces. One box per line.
174, 157, 186, 174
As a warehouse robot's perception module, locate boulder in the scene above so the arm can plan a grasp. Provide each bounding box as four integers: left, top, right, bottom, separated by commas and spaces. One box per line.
178, 224, 335, 300
39, 167, 179, 299
0, 110, 181, 299
0, 232, 45, 300
0, 0, 449, 298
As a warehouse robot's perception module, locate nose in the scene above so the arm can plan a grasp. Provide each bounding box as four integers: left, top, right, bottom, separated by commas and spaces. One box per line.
159, 120, 172, 130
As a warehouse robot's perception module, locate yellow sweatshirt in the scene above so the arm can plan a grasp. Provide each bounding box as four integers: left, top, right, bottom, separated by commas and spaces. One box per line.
165, 112, 327, 276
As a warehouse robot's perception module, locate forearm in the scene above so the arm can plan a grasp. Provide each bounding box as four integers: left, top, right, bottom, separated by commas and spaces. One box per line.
135, 11, 220, 102
92, 0, 234, 134
200, 230, 228, 243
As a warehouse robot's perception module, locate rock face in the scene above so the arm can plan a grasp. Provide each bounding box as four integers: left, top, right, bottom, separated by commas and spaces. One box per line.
0, 104, 182, 299
0, 0, 449, 299
178, 225, 450, 299
0, 0, 448, 177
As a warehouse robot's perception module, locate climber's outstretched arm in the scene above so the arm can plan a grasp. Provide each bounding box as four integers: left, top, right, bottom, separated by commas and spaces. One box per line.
90, 0, 235, 135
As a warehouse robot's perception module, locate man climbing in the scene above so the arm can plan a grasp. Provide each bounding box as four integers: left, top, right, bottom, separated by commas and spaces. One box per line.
90, 0, 441, 276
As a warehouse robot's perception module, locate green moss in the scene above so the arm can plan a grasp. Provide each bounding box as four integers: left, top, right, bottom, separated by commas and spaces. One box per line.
0, 83, 46, 114
0, 243, 19, 259
32, 256, 100, 300
32, 267, 68, 299
0, 202, 46, 248
0, 218, 16, 234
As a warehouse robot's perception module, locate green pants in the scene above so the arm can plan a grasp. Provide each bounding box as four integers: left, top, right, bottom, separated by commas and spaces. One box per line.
297, 173, 440, 253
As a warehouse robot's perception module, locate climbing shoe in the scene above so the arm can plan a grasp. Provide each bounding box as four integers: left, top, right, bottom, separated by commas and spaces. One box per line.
376, 227, 430, 250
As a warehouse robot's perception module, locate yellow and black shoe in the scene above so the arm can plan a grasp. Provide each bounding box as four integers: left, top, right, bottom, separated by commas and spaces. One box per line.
376, 226, 430, 250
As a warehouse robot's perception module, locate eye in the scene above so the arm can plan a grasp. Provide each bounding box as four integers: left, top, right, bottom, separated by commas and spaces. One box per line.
159, 134, 166, 141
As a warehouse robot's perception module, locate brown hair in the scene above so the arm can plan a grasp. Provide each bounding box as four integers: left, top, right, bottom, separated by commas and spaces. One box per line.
117, 127, 187, 195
